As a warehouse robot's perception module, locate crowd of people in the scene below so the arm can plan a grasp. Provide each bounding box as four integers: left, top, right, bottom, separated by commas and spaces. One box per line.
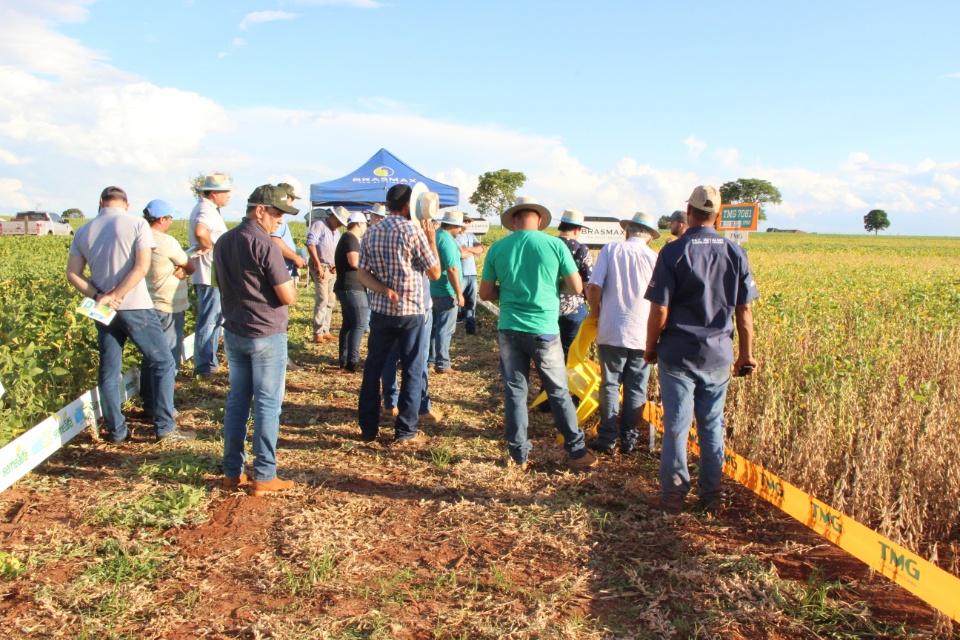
66, 178, 757, 512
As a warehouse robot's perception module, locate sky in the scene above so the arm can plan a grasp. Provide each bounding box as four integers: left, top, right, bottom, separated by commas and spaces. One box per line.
0, 0, 958, 233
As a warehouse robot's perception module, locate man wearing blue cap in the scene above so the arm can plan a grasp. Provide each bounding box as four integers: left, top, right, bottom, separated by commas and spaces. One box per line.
140, 200, 195, 418
189, 173, 232, 378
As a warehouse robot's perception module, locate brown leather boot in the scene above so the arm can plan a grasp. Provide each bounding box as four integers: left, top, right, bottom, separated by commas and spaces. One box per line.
251, 477, 296, 497
222, 473, 249, 491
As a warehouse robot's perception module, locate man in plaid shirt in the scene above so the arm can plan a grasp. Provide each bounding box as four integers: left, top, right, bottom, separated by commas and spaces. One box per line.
357, 184, 441, 444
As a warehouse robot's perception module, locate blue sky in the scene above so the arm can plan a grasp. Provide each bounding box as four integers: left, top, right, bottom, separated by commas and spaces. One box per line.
1, 0, 958, 232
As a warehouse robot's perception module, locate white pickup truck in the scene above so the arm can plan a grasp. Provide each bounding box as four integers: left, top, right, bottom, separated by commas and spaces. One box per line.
0, 211, 74, 236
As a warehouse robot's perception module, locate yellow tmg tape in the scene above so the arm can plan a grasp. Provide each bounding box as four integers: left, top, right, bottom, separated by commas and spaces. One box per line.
643, 402, 960, 623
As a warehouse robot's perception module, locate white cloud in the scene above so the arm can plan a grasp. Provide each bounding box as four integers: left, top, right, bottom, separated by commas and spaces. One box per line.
0, 149, 22, 164
239, 10, 299, 31
683, 135, 706, 158
292, 0, 386, 7
0, 178, 31, 210
939, 72, 960, 79
714, 147, 739, 169
232, 37, 247, 47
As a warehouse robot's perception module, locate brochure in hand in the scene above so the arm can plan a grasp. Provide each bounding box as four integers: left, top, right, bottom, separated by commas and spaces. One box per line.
76, 297, 116, 325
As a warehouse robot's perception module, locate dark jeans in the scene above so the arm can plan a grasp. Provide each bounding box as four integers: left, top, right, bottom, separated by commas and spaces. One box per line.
382, 311, 432, 415
98, 309, 176, 441
359, 312, 425, 441
336, 289, 369, 367
459, 275, 477, 333
558, 302, 588, 362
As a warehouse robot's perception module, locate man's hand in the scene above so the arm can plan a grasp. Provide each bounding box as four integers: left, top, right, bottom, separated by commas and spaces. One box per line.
420, 219, 437, 244
190, 247, 210, 258
385, 288, 400, 308
643, 345, 658, 365
99, 289, 123, 310
173, 266, 187, 280
292, 255, 307, 269
733, 354, 758, 376
456, 292, 465, 308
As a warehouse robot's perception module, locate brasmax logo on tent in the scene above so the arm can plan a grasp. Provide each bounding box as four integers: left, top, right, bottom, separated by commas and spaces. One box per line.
373, 166, 394, 177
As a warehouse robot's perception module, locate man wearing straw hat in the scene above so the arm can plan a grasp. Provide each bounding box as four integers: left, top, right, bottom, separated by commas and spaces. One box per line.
556, 210, 594, 361
306, 206, 348, 343
429, 210, 466, 374
644, 185, 759, 515
357, 183, 441, 445
366, 203, 387, 224
189, 173, 232, 378
479, 197, 596, 471
586, 211, 659, 456
455, 213, 484, 335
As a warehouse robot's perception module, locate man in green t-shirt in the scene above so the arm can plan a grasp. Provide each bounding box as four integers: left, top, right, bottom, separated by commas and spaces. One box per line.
479, 197, 596, 471
429, 211, 466, 374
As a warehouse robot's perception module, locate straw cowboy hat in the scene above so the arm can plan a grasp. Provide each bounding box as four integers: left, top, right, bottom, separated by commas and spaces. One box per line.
559, 209, 591, 229
619, 211, 661, 239
410, 181, 439, 221
438, 210, 466, 227
501, 196, 551, 231
330, 206, 350, 227
366, 203, 387, 218
200, 173, 233, 192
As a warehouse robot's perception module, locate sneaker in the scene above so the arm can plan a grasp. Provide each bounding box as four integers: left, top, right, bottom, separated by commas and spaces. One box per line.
568, 450, 598, 470
588, 441, 615, 455
620, 442, 638, 455
223, 473, 249, 490
156, 429, 197, 444
105, 430, 132, 445
647, 494, 683, 515
251, 477, 296, 497
392, 431, 428, 446
418, 409, 443, 424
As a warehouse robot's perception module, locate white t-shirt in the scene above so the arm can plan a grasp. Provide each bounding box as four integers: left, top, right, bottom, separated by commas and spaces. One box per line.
189, 198, 227, 285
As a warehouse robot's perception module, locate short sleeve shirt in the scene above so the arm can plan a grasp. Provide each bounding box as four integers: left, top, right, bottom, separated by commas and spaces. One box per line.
429, 229, 461, 298
644, 225, 759, 369
456, 231, 481, 277
146, 230, 190, 314
359, 214, 439, 316
559, 236, 592, 316
213, 219, 292, 338
588, 238, 657, 349
270, 221, 298, 276
334, 232, 363, 292
69, 207, 157, 310
189, 199, 227, 286
481, 230, 577, 335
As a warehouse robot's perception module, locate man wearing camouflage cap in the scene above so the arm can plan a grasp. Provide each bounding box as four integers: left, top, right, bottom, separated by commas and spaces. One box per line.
214, 185, 299, 497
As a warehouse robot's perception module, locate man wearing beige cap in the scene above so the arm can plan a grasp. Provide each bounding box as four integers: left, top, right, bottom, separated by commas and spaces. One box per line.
306, 206, 348, 343
480, 197, 595, 471
189, 173, 232, 378
644, 185, 759, 515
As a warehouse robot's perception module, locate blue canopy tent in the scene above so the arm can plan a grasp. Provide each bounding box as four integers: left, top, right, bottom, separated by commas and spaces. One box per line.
309, 148, 459, 212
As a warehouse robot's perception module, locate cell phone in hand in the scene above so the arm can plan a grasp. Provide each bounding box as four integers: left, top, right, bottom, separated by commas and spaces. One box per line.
736, 364, 755, 377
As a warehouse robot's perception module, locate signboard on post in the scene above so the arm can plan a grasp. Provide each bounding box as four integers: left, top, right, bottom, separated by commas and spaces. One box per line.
717, 203, 759, 231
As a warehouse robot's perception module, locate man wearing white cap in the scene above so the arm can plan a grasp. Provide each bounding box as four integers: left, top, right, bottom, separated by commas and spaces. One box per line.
306, 206, 348, 343
429, 210, 466, 374
189, 173, 232, 378
586, 211, 659, 456
644, 185, 759, 515
479, 197, 595, 471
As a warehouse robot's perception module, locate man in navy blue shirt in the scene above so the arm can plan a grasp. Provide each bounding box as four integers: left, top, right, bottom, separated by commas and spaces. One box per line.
644, 185, 759, 515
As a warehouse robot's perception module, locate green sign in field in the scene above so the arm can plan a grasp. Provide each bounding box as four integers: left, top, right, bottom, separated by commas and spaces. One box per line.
718, 204, 758, 230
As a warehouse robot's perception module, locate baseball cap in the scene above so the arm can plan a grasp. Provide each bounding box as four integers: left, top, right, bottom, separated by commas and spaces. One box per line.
143, 199, 178, 222
667, 210, 686, 224
277, 182, 301, 200
687, 186, 721, 214
347, 212, 367, 225
247, 185, 299, 214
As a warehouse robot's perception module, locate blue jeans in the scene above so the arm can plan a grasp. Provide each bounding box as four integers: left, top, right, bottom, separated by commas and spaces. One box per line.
460, 275, 477, 333
140, 310, 185, 416
497, 330, 587, 464
193, 284, 222, 375
558, 302, 588, 362
222, 330, 287, 482
658, 361, 731, 504
596, 344, 650, 449
382, 311, 432, 416
336, 289, 369, 367
97, 309, 176, 441
360, 312, 425, 441
429, 295, 457, 370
